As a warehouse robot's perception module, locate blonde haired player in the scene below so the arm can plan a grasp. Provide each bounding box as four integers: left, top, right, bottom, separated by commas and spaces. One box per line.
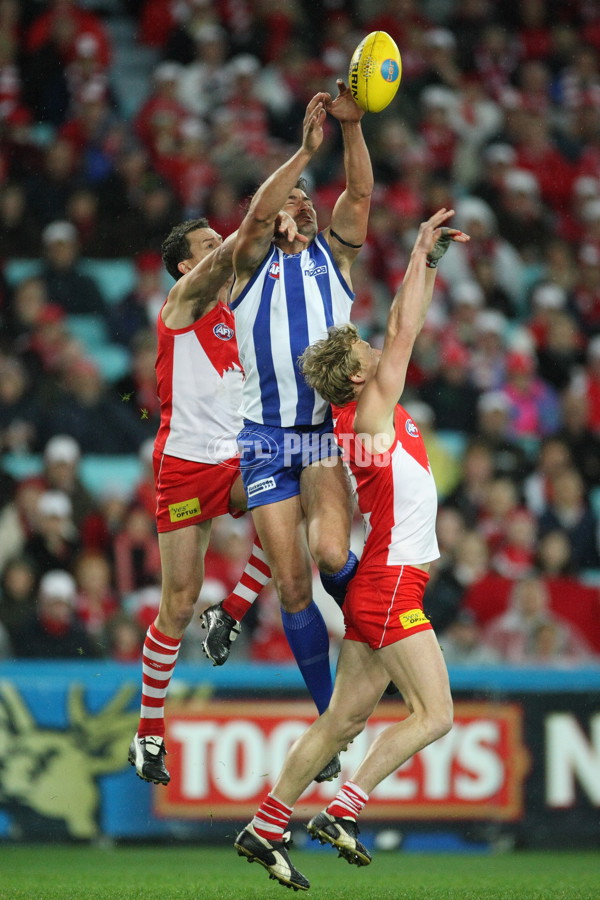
233, 209, 469, 891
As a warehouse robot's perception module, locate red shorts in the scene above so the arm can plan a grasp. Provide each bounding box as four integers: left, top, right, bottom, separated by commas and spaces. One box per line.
343, 565, 432, 650
153, 451, 241, 533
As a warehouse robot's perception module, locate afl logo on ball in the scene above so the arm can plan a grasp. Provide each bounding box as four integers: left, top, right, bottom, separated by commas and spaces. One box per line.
405, 418, 419, 437
213, 322, 234, 341
381, 58, 400, 83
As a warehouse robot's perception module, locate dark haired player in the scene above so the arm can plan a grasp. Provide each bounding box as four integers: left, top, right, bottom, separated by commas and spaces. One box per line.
211, 87, 374, 786
128, 214, 293, 785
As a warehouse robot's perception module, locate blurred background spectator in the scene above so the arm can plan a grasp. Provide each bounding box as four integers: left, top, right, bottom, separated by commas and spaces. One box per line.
439, 609, 500, 666
12, 568, 100, 659
27, 434, 96, 526
483, 575, 594, 665
38, 220, 105, 314
0, 554, 38, 647
23, 489, 80, 575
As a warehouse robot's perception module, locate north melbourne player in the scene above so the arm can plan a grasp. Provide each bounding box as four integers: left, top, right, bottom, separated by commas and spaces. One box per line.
203, 87, 373, 781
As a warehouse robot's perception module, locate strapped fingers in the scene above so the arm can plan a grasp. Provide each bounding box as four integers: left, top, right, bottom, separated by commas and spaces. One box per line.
425, 225, 454, 268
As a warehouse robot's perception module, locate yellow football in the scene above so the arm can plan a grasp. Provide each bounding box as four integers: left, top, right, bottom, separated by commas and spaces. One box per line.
349, 31, 402, 113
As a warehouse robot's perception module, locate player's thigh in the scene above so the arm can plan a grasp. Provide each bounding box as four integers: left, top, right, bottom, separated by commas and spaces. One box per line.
300, 455, 353, 550
229, 474, 248, 512
158, 520, 212, 597
379, 630, 452, 718
250, 496, 312, 592
329, 638, 390, 730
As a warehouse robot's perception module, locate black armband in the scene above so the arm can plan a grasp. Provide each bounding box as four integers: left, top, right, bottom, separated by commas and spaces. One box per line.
330, 228, 364, 249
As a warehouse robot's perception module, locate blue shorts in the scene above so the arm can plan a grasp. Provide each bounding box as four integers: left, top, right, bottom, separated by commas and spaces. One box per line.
238, 419, 340, 508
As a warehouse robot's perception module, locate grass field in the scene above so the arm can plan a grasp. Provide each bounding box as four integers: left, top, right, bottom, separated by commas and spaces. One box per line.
1, 846, 599, 900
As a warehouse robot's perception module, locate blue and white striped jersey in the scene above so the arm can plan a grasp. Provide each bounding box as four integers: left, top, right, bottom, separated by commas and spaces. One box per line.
230, 233, 354, 427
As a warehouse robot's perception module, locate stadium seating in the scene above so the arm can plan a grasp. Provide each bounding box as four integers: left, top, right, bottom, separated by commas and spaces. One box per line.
80, 455, 143, 497
5, 258, 137, 307
79, 259, 137, 305
2, 453, 142, 498
87, 343, 131, 382
66, 314, 110, 351
4, 259, 41, 286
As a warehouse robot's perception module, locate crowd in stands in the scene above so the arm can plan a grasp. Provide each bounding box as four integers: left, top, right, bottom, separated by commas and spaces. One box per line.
0, 0, 599, 667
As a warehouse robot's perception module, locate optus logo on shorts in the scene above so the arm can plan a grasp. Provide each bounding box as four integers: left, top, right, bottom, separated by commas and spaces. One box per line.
399, 608, 430, 629
169, 497, 201, 523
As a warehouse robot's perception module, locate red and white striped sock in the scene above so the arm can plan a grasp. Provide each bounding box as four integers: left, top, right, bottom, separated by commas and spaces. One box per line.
222, 537, 271, 622
251, 794, 293, 842
138, 622, 180, 739
326, 781, 369, 821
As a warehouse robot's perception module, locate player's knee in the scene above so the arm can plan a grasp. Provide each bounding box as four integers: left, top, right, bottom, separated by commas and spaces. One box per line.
160, 586, 199, 632
344, 715, 368, 744
438, 699, 454, 739
311, 539, 348, 575
427, 698, 454, 744
274, 573, 312, 613
328, 707, 369, 744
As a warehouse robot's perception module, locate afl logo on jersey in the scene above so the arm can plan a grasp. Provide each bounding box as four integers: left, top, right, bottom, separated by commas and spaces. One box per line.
213, 322, 234, 341
268, 261, 280, 279
405, 418, 420, 437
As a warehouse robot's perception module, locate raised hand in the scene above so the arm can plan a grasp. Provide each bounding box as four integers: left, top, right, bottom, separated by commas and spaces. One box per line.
302, 93, 328, 154
275, 210, 309, 244
326, 79, 364, 123
414, 209, 469, 265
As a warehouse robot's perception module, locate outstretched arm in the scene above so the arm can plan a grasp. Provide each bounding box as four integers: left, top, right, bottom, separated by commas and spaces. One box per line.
167, 211, 306, 318
231, 93, 328, 293
355, 210, 469, 440
169, 230, 238, 313
323, 79, 373, 279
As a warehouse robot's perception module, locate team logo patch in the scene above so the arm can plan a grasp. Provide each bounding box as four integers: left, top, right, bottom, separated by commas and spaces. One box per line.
268, 262, 280, 279
405, 418, 420, 438
247, 476, 276, 497
399, 608, 430, 629
304, 259, 327, 277
213, 322, 234, 341
168, 497, 201, 523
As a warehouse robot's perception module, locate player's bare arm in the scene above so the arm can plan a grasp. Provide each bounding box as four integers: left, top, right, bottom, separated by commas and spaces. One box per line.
322, 79, 373, 281
231, 93, 328, 299
354, 209, 469, 443
163, 213, 304, 329
163, 229, 236, 328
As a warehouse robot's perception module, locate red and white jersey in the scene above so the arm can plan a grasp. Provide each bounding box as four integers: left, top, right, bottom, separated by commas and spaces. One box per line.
155, 301, 244, 464
332, 402, 439, 569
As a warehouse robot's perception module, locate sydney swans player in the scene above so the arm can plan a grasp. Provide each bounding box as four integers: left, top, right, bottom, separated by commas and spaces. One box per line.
128, 215, 301, 785
234, 211, 468, 891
